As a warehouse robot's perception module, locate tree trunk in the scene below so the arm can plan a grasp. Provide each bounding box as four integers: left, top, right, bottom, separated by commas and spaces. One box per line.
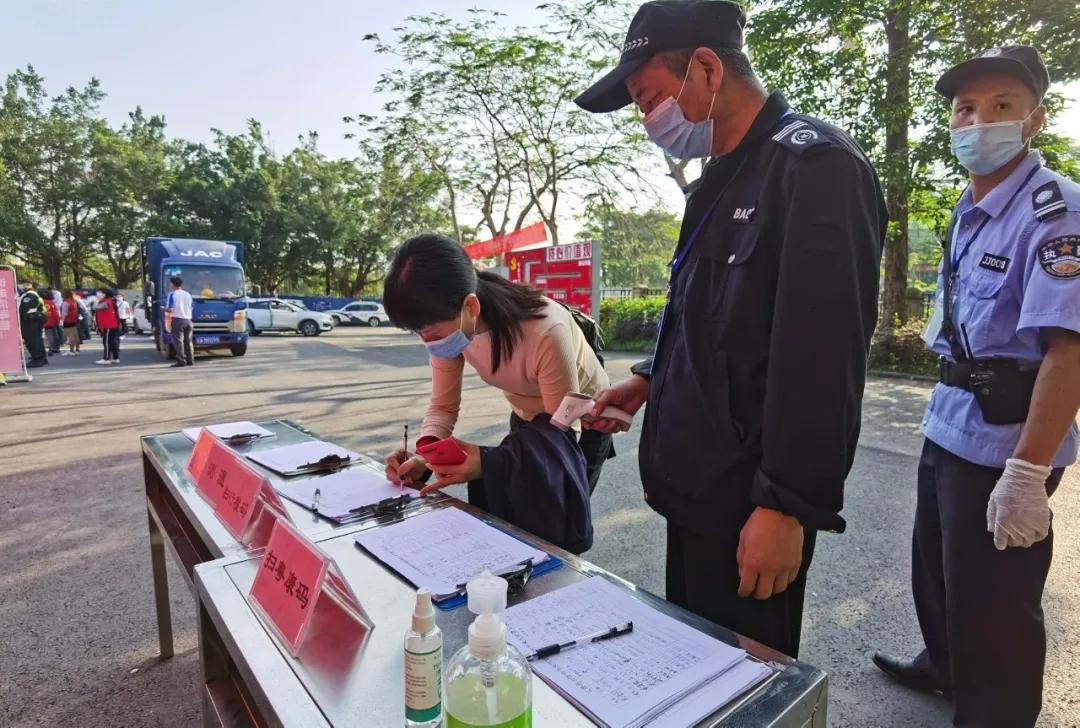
881, 3, 912, 329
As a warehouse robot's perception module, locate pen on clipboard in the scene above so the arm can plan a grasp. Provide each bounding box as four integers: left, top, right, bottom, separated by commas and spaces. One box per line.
525, 621, 634, 662
311, 488, 321, 513
400, 424, 409, 488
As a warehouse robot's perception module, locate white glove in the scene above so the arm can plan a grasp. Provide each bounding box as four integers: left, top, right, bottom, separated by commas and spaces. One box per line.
986, 458, 1052, 550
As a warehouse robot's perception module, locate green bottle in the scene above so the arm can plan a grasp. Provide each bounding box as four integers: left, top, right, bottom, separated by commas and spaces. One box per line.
444, 571, 532, 728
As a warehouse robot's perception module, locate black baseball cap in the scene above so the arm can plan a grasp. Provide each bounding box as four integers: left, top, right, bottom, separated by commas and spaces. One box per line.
574, 0, 747, 113
935, 45, 1050, 102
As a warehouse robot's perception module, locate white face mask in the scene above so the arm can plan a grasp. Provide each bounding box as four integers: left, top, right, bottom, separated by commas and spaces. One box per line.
950, 109, 1038, 175
642, 58, 717, 160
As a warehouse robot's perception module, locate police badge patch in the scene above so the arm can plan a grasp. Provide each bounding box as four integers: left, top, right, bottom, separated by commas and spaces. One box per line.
1038, 235, 1080, 279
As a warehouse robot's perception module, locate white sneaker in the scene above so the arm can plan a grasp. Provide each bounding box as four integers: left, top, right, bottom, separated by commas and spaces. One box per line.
95, 359, 110, 365
61, 351, 74, 357
110, 360, 120, 365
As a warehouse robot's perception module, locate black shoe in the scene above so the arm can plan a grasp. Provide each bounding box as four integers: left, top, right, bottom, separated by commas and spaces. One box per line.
872, 653, 951, 698
28, 360, 45, 368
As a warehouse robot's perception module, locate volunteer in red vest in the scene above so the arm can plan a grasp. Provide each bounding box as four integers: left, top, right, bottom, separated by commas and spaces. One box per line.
60, 289, 82, 356
42, 290, 62, 355
93, 287, 121, 365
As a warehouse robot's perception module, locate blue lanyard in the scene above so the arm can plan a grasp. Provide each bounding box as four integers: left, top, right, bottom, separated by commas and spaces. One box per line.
949, 164, 1040, 274
669, 154, 751, 278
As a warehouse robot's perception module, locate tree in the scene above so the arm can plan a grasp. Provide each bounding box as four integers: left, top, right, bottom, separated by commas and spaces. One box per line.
356, 7, 657, 245
580, 201, 680, 287
747, 0, 1080, 326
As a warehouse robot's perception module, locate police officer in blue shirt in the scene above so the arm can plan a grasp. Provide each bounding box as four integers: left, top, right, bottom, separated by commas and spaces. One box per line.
873, 46, 1080, 727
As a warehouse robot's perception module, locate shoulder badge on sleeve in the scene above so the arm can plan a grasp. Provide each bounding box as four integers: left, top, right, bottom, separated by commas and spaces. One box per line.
1038, 234, 1080, 279
771, 118, 830, 155
1032, 181, 1067, 222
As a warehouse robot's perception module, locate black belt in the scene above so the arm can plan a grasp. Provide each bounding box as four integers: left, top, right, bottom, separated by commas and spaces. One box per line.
938, 357, 971, 389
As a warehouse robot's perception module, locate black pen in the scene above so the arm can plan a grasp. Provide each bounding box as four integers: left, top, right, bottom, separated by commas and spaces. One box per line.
525, 621, 634, 662
311, 488, 321, 513
400, 425, 409, 488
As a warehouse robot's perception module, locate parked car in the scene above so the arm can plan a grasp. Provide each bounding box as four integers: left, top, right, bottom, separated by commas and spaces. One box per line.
245, 298, 334, 336
326, 301, 391, 327
132, 300, 151, 334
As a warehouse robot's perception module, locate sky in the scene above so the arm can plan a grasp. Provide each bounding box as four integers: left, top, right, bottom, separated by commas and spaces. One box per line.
3, 0, 1078, 239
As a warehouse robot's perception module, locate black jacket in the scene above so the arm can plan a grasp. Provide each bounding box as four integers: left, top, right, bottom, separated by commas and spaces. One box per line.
632, 92, 886, 537
473, 414, 593, 554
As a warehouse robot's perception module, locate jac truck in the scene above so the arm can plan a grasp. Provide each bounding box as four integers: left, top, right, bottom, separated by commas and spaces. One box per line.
141, 237, 249, 358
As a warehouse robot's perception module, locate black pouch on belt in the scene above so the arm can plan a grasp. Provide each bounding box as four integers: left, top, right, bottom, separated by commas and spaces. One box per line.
969, 359, 1039, 425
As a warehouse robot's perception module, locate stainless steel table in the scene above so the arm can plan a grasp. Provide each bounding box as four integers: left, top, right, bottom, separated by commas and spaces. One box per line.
195, 499, 828, 727
144, 420, 827, 727
141, 419, 449, 659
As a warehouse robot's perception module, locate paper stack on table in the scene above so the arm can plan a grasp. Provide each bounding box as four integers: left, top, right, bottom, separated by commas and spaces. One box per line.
353, 507, 549, 600
501, 577, 773, 728
181, 421, 275, 443
246, 441, 362, 476
274, 467, 416, 520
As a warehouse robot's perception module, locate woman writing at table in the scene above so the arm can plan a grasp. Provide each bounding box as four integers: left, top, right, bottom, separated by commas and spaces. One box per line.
383, 234, 614, 505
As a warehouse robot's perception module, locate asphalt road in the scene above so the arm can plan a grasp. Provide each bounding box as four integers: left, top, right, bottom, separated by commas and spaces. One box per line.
1, 327, 1077, 727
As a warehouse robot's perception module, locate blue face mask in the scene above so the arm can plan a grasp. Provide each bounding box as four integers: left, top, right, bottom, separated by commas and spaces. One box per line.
643, 58, 716, 160
950, 111, 1036, 175
422, 310, 472, 360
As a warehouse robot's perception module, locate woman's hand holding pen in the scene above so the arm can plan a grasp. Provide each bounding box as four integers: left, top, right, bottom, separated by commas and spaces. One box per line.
384, 449, 428, 487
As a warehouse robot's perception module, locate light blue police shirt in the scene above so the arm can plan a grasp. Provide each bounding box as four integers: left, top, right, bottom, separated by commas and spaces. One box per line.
923, 150, 1080, 468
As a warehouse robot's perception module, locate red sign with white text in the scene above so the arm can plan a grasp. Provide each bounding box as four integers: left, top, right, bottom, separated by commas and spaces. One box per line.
507, 243, 595, 315
249, 520, 329, 655
463, 221, 547, 260
0, 267, 25, 377
188, 431, 268, 539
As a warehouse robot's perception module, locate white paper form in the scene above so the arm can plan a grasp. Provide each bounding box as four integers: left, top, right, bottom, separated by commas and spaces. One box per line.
182, 421, 275, 443
245, 441, 362, 476
274, 468, 415, 519
502, 577, 747, 728
353, 507, 548, 597
645, 658, 774, 727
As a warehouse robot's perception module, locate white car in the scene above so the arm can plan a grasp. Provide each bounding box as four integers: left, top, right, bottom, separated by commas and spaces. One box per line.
245, 298, 335, 337
132, 301, 151, 334
327, 301, 390, 327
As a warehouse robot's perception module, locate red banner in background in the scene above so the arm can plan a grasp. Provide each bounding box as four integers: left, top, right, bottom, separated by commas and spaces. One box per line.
0, 267, 25, 377
463, 221, 548, 260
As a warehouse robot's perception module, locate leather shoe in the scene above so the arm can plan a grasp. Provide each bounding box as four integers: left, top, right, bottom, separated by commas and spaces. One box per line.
872, 652, 951, 698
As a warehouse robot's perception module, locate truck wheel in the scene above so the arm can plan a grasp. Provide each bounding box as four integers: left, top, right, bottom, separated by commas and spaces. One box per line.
247, 320, 261, 336
299, 320, 319, 337
230, 344, 247, 357
368, 317, 381, 327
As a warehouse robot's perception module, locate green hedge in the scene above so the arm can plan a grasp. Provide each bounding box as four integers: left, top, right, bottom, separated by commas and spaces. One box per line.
600, 297, 664, 352
601, 296, 938, 377
868, 316, 939, 377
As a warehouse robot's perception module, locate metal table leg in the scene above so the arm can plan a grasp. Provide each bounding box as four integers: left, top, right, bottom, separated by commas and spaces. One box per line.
148, 506, 175, 659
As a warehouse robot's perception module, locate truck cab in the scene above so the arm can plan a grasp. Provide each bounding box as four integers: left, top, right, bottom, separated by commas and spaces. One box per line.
142, 237, 249, 359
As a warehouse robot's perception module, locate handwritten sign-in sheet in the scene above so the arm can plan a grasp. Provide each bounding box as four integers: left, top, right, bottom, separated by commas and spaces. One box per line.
502, 577, 746, 728
353, 507, 547, 597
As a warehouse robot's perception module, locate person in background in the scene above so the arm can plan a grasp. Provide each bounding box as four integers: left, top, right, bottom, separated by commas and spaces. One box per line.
116, 292, 131, 338
60, 289, 81, 356
382, 234, 616, 501
164, 276, 194, 367
17, 280, 48, 368
41, 288, 62, 355
76, 293, 91, 342
93, 287, 121, 365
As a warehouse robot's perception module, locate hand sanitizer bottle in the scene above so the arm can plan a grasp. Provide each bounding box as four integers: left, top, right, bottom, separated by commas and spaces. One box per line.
405, 588, 443, 727
445, 571, 532, 728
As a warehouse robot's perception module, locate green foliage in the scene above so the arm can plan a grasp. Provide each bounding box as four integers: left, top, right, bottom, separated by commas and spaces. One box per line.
581, 203, 679, 288
0, 68, 447, 294
599, 296, 664, 350
868, 315, 939, 376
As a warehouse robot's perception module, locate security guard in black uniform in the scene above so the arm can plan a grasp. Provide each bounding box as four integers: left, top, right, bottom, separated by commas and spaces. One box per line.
18, 280, 48, 368
577, 0, 886, 658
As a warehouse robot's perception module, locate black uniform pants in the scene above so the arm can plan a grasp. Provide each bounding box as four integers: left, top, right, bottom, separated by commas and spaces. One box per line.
22, 320, 46, 364
665, 518, 818, 659
912, 439, 1063, 728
